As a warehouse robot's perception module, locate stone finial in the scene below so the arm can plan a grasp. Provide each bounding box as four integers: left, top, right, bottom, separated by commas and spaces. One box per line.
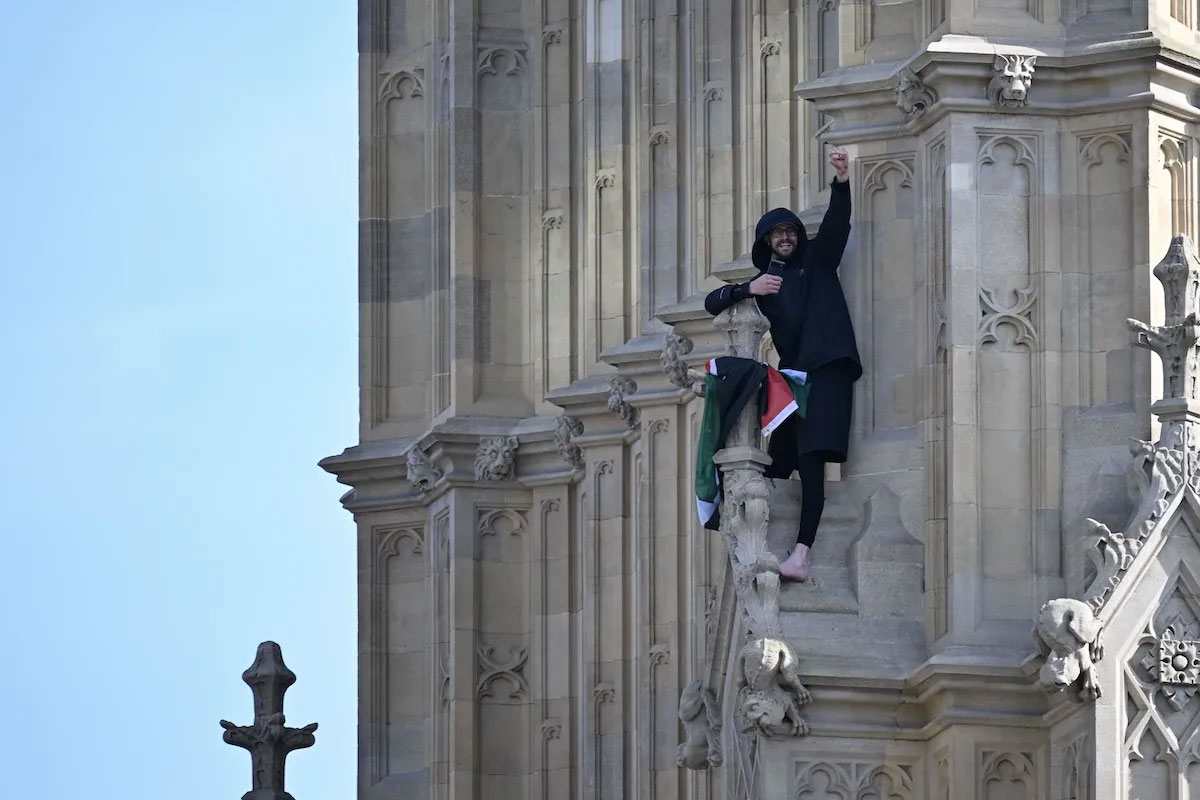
894, 67, 935, 119
475, 435, 519, 481
220, 642, 317, 800
987, 53, 1035, 108
1129, 236, 1200, 403
1154, 235, 1200, 323
406, 446, 443, 493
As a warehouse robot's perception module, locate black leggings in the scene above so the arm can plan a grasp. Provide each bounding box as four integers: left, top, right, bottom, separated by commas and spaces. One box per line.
795, 453, 826, 548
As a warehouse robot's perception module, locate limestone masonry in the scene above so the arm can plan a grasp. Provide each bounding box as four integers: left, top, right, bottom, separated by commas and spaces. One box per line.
321, 0, 1200, 797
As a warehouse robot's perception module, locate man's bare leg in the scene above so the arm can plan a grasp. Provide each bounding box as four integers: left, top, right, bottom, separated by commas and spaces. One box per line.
779, 543, 810, 581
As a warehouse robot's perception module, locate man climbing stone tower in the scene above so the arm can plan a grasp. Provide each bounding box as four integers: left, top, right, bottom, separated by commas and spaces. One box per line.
703, 146, 860, 582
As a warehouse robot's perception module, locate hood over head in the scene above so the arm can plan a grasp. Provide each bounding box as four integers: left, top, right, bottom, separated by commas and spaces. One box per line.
751, 207, 807, 271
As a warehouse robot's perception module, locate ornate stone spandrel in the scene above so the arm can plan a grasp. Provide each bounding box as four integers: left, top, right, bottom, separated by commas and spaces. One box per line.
220, 642, 317, 800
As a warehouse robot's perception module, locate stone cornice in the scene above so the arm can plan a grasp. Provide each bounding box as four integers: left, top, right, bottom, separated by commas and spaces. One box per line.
319, 415, 579, 512
796, 32, 1200, 143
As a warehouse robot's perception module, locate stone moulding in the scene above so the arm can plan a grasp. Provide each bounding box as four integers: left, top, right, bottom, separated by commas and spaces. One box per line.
1035, 235, 1200, 703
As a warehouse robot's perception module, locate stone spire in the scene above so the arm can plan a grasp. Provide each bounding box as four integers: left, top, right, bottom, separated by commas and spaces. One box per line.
1035, 236, 1200, 703
220, 642, 318, 800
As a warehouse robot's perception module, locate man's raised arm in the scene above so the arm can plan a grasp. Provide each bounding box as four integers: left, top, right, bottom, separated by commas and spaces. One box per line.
812, 147, 852, 269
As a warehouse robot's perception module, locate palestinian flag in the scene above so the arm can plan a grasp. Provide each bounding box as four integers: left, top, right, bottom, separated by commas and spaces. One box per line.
693, 357, 810, 529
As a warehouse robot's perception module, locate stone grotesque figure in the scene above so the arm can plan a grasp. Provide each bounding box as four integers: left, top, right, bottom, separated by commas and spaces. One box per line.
406, 446, 443, 493
474, 435, 519, 481
737, 637, 812, 737
676, 680, 723, 769
987, 53, 1036, 107
1034, 598, 1104, 701
894, 67, 935, 119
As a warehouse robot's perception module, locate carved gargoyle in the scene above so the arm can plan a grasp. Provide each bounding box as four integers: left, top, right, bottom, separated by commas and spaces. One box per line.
737, 637, 811, 737
987, 53, 1035, 108
474, 435, 519, 481
406, 446, 443, 493
677, 680, 723, 769
1034, 598, 1104, 701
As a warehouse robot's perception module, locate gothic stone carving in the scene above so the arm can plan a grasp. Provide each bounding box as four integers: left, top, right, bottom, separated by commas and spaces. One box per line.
220, 642, 318, 800
794, 761, 915, 799
895, 67, 935, 119
677, 680, 723, 769
979, 283, 1038, 348
406, 446, 443, 493
737, 637, 811, 737
607, 375, 639, 429
476, 45, 528, 77
476, 643, 529, 701
661, 330, 695, 389
708, 298, 811, 738
1138, 609, 1200, 711
1158, 634, 1200, 686
987, 53, 1036, 108
552, 414, 583, 469
1074, 237, 1200, 608
378, 68, 425, 102
475, 435, 519, 481
1034, 598, 1104, 701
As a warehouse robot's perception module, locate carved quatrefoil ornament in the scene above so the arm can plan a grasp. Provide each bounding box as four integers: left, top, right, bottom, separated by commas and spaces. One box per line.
1159, 636, 1200, 685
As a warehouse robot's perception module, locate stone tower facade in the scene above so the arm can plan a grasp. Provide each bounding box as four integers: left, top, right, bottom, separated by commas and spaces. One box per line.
321, 0, 1200, 797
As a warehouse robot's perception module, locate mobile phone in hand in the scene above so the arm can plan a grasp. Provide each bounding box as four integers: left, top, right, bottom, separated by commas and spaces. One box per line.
768, 256, 785, 276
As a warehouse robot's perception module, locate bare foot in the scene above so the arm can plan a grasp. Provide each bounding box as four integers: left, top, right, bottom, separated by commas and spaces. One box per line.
778, 544, 810, 581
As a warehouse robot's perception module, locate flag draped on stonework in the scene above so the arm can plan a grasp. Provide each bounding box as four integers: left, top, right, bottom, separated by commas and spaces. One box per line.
694, 357, 809, 529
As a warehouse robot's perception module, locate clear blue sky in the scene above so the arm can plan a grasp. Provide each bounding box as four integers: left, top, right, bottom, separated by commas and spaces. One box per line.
0, 3, 358, 797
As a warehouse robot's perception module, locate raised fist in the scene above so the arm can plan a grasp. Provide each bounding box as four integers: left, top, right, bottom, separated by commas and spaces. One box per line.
829, 146, 849, 182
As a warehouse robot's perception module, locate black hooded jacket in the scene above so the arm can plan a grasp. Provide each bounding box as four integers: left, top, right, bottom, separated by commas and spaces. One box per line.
704, 180, 861, 380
